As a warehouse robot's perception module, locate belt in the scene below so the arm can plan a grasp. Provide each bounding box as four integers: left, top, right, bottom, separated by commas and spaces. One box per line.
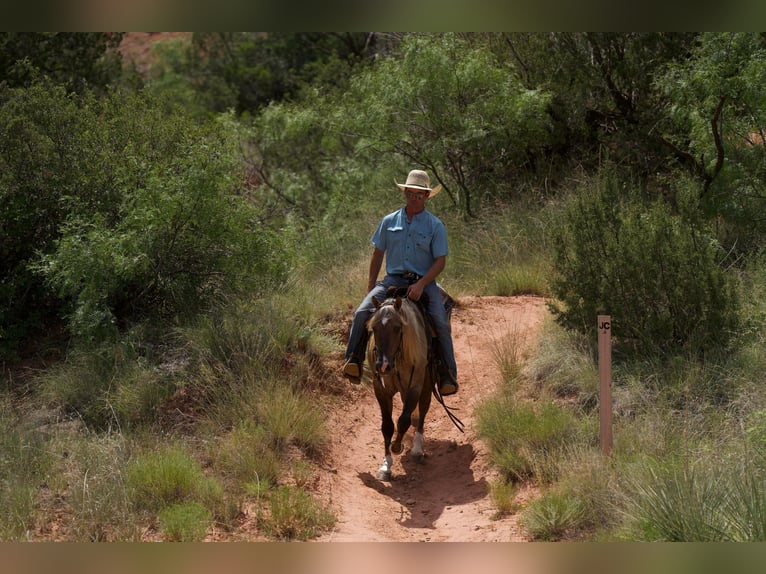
392, 272, 422, 281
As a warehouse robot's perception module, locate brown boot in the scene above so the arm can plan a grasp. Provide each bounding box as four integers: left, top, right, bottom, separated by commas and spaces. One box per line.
343, 357, 362, 384
439, 377, 458, 396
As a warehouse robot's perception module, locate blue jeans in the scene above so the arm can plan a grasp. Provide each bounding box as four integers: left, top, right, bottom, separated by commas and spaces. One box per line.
345, 274, 457, 381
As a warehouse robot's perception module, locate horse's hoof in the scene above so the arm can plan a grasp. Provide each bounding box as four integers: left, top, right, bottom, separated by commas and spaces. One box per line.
377, 469, 392, 481
411, 452, 423, 464
391, 440, 402, 454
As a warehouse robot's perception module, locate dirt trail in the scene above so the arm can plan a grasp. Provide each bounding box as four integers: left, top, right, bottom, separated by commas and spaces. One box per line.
314, 295, 548, 542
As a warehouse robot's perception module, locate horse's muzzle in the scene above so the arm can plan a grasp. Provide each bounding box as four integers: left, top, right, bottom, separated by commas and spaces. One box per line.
376, 355, 392, 374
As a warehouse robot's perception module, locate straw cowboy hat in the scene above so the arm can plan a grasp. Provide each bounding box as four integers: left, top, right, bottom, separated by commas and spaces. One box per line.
395, 169, 442, 198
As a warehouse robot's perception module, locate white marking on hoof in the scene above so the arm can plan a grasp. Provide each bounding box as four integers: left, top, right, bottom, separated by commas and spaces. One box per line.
377, 455, 393, 481
411, 431, 424, 463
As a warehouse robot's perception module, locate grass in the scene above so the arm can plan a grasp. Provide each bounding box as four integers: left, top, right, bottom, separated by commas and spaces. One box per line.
126, 444, 224, 514
521, 490, 587, 541
477, 395, 579, 483
257, 485, 335, 540
208, 420, 282, 493
158, 501, 212, 541
479, 281, 766, 541
0, 395, 52, 540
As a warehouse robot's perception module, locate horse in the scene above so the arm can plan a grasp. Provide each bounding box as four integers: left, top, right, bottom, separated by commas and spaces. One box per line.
367, 292, 455, 481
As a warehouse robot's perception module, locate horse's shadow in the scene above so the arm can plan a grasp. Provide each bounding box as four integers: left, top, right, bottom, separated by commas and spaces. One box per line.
357, 439, 489, 529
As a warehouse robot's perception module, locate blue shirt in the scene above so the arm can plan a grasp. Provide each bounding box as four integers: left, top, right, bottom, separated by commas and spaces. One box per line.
371, 208, 448, 277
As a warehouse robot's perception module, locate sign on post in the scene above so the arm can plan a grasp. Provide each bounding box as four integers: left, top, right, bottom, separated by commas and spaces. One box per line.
598, 315, 612, 456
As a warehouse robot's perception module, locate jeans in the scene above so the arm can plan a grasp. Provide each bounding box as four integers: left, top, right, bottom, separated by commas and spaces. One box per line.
345, 274, 457, 380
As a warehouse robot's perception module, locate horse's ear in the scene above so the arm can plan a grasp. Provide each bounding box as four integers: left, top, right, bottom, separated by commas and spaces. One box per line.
394, 296, 402, 310
372, 296, 381, 309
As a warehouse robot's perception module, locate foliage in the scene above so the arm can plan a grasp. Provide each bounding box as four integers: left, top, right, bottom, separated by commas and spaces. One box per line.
184, 33, 379, 115
549, 172, 740, 357
126, 444, 223, 514
342, 33, 553, 216
658, 32, 766, 250
0, 32, 123, 95
158, 502, 212, 542
0, 80, 286, 349
0, 396, 51, 540
477, 395, 577, 482
501, 33, 699, 177
258, 485, 335, 540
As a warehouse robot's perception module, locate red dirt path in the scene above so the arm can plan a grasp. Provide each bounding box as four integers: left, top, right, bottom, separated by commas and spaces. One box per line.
312, 295, 548, 542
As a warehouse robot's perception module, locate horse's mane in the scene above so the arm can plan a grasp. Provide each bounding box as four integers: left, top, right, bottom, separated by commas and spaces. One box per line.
368, 297, 428, 368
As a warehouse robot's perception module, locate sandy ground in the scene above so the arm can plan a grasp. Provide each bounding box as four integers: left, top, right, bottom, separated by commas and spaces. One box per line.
313, 295, 548, 542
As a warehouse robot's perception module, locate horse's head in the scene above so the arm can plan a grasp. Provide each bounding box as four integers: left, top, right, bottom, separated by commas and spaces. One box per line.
369, 296, 405, 375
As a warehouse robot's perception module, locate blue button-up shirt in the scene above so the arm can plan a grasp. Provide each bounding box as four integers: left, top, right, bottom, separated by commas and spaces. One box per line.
371, 208, 448, 277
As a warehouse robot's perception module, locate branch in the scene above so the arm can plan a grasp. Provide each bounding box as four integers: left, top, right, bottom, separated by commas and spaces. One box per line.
707, 95, 727, 193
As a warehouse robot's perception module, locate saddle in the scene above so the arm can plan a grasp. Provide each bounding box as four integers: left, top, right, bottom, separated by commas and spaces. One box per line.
383, 285, 455, 335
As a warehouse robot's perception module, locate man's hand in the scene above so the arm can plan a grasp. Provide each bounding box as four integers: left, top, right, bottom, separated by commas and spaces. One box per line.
407, 280, 425, 301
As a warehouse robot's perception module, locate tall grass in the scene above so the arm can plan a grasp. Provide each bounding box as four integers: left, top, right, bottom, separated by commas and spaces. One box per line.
37, 340, 174, 432
446, 202, 553, 296
64, 433, 138, 541
477, 395, 580, 483
126, 443, 225, 514
258, 485, 335, 540
493, 268, 766, 540
0, 395, 51, 540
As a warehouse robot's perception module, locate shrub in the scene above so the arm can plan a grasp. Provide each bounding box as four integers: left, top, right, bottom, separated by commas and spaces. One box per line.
158, 501, 212, 542
0, 81, 287, 347
521, 490, 587, 541
477, 396, 576, 482
258, 485, 334, 540
550, 173, 739, 357
126, 445, 223, 513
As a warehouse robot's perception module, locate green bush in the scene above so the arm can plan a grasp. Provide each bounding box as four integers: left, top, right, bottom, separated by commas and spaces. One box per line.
0, 80, 287, 349
477, 396, 576, 482
258, 485, 334, 540
550, 173, 739, 357
158, 501, 212, 542
126, 444, 223, 513
521, 490, 587, 541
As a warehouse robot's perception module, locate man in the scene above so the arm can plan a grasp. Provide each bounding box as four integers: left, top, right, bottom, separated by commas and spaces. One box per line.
342, 169, 458, 396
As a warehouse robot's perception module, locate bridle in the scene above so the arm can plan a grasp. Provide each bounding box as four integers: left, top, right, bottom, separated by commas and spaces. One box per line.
371, 302, 414, 392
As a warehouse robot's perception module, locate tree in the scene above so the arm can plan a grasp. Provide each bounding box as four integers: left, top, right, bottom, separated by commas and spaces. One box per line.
340, 33, 553, 216
0, 32, 123, 94
184, 33, 381, 115
656, 33, 766, 250
550, 172, 739, 357
0, 81, 286, 350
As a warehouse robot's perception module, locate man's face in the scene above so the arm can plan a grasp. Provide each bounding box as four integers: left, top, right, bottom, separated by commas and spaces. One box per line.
405, 188, 428, 203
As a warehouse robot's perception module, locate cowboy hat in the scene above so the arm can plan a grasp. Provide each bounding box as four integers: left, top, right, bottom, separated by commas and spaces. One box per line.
395, 169, 442, 198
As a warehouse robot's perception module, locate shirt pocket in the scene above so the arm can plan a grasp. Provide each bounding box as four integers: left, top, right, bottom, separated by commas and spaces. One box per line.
414, 230, 434, 253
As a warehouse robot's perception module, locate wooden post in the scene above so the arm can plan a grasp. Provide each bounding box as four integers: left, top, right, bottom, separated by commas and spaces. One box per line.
598, 315, 612, 456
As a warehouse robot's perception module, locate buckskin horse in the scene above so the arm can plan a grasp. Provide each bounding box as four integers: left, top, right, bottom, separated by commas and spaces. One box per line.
367, 291, 463, 481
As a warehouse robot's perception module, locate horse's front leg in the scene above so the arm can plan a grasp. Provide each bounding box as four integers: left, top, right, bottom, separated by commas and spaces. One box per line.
391, 368, 425, 455
375, 388, 395, 481
411, 370, 434, 464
